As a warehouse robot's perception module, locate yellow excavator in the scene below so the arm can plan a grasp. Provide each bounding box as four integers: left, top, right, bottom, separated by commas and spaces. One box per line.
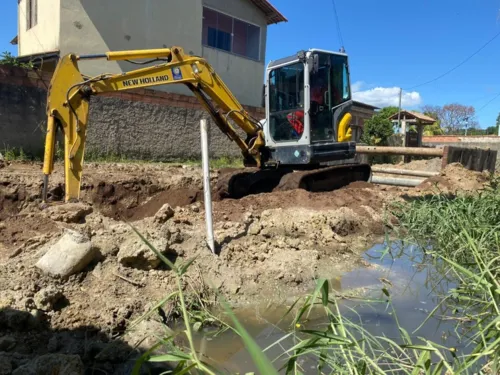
42, 46, 371, 202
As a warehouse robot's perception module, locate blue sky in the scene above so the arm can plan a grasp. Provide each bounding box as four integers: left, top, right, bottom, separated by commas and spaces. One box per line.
2, 0, 500, 128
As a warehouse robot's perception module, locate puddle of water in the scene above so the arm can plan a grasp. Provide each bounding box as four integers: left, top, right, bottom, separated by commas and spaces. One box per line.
188, 242, 465, 373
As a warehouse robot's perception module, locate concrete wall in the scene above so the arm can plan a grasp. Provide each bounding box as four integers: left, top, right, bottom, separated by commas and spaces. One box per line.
424, 140, 500, 171
56, 0, 266, 106
0, 65, 264, 160
18, 0, 60, 56
0, 80, 47, 157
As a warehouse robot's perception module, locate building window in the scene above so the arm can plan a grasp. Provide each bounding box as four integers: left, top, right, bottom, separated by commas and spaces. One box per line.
202, 7, 261, 61
27, 0, 38, 30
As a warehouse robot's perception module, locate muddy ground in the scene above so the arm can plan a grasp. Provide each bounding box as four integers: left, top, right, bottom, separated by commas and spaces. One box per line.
0, 160, 493, 374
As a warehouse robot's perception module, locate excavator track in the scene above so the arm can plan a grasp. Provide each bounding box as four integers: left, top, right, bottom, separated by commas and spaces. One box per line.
216, 167, 292, 200
274, 163, 372, 192
216, 164, 372, 199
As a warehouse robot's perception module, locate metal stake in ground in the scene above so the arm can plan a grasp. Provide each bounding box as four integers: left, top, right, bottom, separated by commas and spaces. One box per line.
200, 119, 215, 254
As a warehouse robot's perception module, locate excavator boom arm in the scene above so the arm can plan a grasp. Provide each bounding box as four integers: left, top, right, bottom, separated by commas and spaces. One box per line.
42, 47, 265, 202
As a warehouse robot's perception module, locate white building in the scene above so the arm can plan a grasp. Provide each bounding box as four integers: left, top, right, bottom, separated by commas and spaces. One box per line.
14, 0, 286, 107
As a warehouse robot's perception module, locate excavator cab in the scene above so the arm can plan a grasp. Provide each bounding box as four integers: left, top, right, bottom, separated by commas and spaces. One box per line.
262, 49, 355, 166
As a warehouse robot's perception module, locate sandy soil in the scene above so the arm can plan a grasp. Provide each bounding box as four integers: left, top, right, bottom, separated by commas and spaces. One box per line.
0, 160, 492, 374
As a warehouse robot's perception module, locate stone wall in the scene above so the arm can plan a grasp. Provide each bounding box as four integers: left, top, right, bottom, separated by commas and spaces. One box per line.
0, 65, 265, 160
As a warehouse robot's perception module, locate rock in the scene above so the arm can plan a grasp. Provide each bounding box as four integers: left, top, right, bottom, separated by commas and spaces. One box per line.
0, 309, 39, 331
0, 152, 4, 161
0, 336, 16, 351
0, 356, 12, 375
154, 204, 174, 224
247, 222, 262, 236
45, 202, 93, 223
12, 354, 84, 375
36, 230, 97, 278
117, 235, 169, 270
34, 286, 64, 311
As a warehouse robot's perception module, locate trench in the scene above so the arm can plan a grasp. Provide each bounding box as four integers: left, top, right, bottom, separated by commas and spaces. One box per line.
181, 242, 467, 373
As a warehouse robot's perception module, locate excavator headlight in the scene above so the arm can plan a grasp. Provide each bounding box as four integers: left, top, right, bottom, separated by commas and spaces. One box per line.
191, 64, 199, 74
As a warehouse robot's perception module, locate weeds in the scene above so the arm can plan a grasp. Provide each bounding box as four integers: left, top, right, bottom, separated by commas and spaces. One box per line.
2, 147, 29, 161
83, 150, 243, 169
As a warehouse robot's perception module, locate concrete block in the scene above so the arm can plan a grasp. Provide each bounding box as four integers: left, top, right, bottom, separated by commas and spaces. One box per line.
36, 230, 97, 278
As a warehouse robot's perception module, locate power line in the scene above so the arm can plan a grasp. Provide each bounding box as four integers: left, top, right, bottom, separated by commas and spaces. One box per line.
330, 0, 345, 51
476, 92, 500, 113
407, 29, 500, 90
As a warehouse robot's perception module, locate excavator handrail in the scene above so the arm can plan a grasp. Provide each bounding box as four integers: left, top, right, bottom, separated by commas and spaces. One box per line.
42, 46, 266, 202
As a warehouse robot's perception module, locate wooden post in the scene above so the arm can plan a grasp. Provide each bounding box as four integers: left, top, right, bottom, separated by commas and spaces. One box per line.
417, 123, 423, 147
441, 146, 450, 170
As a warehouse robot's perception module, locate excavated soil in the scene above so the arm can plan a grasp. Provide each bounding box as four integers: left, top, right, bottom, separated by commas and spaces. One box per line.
0, 160, 493, 374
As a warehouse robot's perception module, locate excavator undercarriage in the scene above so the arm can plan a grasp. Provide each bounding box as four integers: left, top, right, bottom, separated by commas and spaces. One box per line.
216, 163, 371, 200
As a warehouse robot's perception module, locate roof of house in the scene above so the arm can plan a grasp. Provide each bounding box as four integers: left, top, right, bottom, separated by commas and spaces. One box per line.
388, 110, 436, 124
17, 50, 60, 64
352, 100, 379, 110
250, 0, 287, 24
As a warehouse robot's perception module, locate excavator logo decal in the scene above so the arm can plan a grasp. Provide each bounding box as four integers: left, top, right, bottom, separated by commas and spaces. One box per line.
122, 75, 170, 87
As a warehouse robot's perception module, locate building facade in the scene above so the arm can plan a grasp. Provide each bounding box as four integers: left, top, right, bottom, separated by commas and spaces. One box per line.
15, 0, 286, 107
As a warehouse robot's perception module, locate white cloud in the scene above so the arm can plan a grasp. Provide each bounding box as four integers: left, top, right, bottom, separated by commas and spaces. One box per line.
351, 80, 365, 93
351, 81, 422, 108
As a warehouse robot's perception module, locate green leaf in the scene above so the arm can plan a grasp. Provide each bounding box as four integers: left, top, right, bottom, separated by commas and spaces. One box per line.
179, 257, 197, 275
148, 352, 192, 362
298, 329, 352, 345
307, 279, 328, 318
321, 278, 329, 306
400, 344, 437, 351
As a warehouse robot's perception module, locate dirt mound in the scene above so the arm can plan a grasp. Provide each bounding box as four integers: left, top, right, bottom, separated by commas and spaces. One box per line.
127, 188, 202, 222
214, 185, 384, 227
416, 163, 491, 193
374, 157, 442, 172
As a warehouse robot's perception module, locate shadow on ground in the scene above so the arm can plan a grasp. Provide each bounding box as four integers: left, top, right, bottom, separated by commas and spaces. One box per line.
0, 307, 171, 375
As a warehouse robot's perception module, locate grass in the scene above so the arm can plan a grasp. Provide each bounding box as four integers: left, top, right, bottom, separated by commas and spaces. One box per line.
1, 147, 29, 161
1, 144, 243, 170
81, 149, 243, 169
125, 175, 499, 374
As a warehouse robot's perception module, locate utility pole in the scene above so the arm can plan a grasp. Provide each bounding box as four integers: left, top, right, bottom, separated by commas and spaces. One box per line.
397, 88, 404, 146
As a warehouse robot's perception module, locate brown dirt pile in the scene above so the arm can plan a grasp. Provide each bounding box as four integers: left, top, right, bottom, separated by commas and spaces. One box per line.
415, 163, 492, 194
374, 157, 442, 172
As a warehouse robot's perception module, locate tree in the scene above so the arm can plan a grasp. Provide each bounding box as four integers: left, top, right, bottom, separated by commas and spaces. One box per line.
420, 105, 444, 136
494, 113, 500, 135
0, 52, 33, 68
485, 126, 499, 135
378, 106, 399, 120
439, 103, 477, 133
361, 107, 395, 146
